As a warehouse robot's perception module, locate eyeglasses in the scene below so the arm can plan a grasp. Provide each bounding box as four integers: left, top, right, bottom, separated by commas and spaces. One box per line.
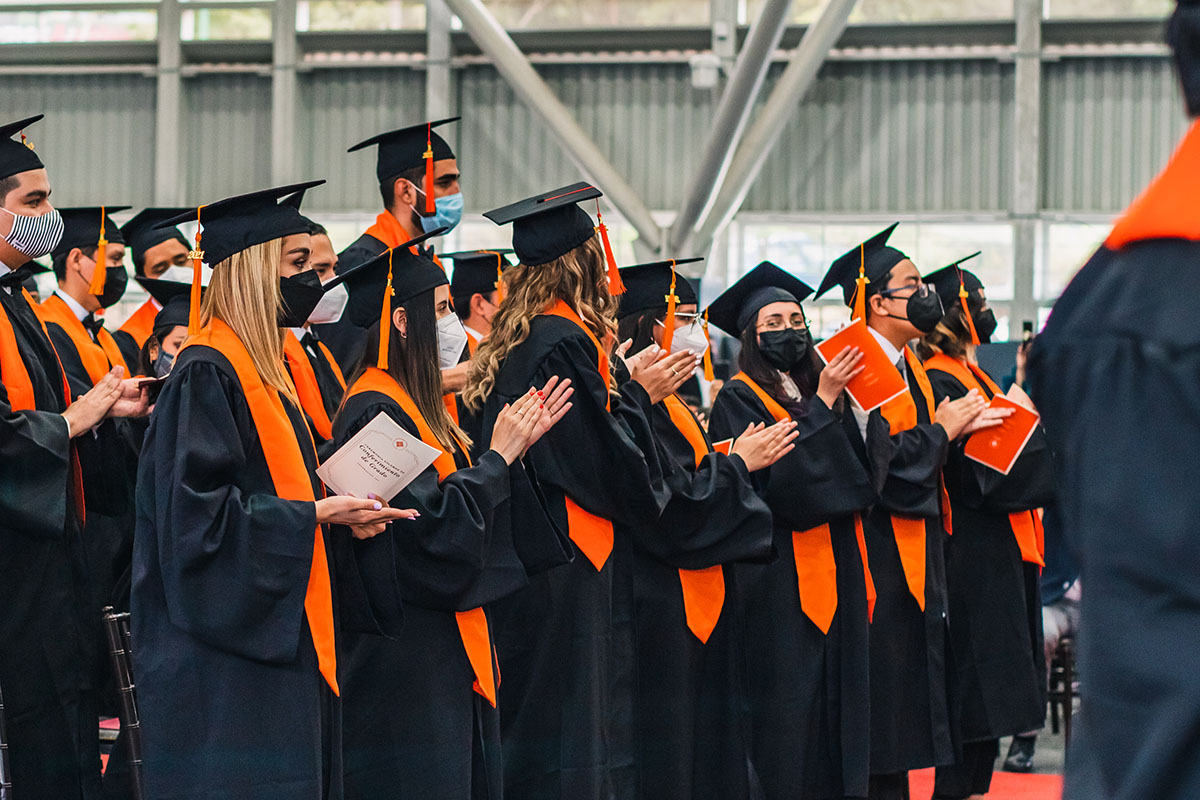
877, 282, 935, 300
657, 312, 702, 326
756, 318, 808, 333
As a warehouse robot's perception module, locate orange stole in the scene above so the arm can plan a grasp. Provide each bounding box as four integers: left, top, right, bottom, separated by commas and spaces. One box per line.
284, 331, 336, 441
729, 373, 875, 631
40, 295, 129, 384
363, 212, 445, 270
922, 354, 1046, 567
662, 393, 726, 644
876, 347, 951, 612
345, 367, 498, 707
1106, 119, 1200, 249
180, 320, 339, 694
540, 299, 615, 571
118, 299, 158, 348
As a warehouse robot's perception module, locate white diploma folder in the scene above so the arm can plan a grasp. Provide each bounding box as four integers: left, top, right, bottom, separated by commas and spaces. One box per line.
316, 411, 442, 500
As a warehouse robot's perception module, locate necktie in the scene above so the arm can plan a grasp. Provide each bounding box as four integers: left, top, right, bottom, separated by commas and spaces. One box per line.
301, 330, 319, 356
82, 313, 103, 341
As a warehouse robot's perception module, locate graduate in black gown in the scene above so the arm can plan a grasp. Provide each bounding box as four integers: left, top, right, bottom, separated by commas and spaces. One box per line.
0, 113, 149, 800
614, 259, 795, 800
132, 182, 414, 800
918, 258, 1053, 800
1028, 6, 1200, 797
461, 182, 678, 799
706, 261, 880, 800
814, 227, 1003, 800
328, 237, 573, 799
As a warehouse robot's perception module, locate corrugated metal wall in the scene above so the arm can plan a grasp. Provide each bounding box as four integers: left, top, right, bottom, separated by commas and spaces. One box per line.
5, 56, 1185, 216
1042, 57, 1188, 213
3, 73, 156, 206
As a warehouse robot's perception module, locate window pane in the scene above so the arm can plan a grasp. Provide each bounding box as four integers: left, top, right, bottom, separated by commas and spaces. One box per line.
1039, 222, 1109, 300
182, 7, 272, 40
484, 0, 709, 29
0, 9, 156, 42
749, 0, 1012, 24
914, 223, 1014, 301
298, 0, 426, 31
1044, 0, 1170, 18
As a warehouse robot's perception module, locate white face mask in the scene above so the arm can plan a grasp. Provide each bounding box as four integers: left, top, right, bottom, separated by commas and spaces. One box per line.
307, 280, 348, 325
157, 264, 213, 286
663, 320, 710, 359
437, 313, 469, 370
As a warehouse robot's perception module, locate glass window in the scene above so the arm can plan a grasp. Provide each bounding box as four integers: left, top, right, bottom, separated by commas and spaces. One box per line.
0, 8, 156, 43
1039, 222, 1109, 301
297, 0, 426, 31
483, 0, 709, 29
748, 0, 1011, 24
182, 4, 272, 40
1043, 0, 1170, 18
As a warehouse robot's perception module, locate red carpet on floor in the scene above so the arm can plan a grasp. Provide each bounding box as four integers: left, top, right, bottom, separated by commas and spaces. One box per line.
909, 767, 1063, 800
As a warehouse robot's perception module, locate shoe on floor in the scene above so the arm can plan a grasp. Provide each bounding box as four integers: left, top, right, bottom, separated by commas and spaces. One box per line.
1002, 734, 1036, 773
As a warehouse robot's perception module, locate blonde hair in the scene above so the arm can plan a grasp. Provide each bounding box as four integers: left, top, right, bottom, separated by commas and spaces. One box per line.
201, 237, 300, 407
463, 235, 616, 412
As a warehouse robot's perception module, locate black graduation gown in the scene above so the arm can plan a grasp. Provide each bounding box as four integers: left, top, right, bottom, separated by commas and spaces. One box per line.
284, 330, 348, 459
473, 314, 671, 800
110, 328, 141, 375
708, 381, 878, 800
621, 396, 774, 800
1029, 236, 1200, 800
858, 365, 954, 777
0, 285, 101, 800
332, 388, 570, 800
313, 234, 387, 374
925, 366, 1053, 745
131, 345, 404, 800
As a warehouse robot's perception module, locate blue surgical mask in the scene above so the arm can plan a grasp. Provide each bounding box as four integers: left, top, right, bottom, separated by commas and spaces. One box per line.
411, 187, 463, 235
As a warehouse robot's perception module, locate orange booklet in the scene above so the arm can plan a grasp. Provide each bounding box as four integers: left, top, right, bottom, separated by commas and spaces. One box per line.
815, 318, 908, 413
964, 395, 1040, 475
711, 439, 733, 455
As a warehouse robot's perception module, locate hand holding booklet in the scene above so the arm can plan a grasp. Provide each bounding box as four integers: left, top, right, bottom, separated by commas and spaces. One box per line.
815, 318, 908, 412
963, 395, 1040, 475
316, 411, 442, 500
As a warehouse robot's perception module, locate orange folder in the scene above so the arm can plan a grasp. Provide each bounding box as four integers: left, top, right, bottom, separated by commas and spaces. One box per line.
964, 395, 1040, 475
711, 439, 733, 455
815, 318, 908, 413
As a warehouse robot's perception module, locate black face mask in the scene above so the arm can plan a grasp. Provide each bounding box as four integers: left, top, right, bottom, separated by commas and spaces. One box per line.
882, 287, 944, 334
278, 270, 326, 328
758, 328, 810, 372
94, 265, 129, 309
973, 308, 998, 344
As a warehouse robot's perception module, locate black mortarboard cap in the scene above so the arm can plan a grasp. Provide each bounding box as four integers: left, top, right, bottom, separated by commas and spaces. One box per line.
616, 258, 703, 319
347, 117, 459, 185
136, 277, 198, 337
0, 115, 45, 182
120, 208, 192, 275
325, 228, 447, 329
158, 180, 325, 267
924, 252, 984, 309
484, 182, 602, 266
444, 249, 514, 300
815, 222, 909, 306
705, 261, 815, 337
51, 206, 131, 262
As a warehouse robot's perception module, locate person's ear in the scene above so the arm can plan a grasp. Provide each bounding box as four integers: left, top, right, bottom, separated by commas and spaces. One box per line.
394, 178, 416, 209
392, 306, 407, 338
470, 293, 489, 318
67, 247, 89, 279
868, 292, 886, 318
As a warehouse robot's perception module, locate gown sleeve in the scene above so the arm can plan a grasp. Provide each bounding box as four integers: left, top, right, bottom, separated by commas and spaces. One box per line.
0, 381, 71, 536
46, 322, 93, 399
871, 408, 950, 518
927, 370, 1057, 513
140, 358, 319, 663
710, 381, 876, 531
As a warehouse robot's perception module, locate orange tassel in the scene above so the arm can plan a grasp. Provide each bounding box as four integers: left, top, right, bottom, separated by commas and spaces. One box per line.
660, 262, 678, 354
377, 249, 395, 369
187, 206, 205, 335
701, 309, 715, 382
423, 124, 436, 215
491, 251, 506, 305
959, 273, 980, 346
596, 204, 623, 296
851, 243, 869, 322
88, 206, 109, 298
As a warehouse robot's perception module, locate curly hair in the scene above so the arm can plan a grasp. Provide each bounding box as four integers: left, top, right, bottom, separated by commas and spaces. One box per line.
463, 235, 617, 412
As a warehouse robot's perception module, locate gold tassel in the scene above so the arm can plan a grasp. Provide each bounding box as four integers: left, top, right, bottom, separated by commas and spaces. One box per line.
660, 261, 678, 354
88, 206, 108, 297
377, 249, 395, 369
701, 309, 715, 382
851, 243, 869, 322
187, 206, 205, 335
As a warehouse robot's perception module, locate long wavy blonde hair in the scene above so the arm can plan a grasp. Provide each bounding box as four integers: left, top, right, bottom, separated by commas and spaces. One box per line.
463, 235, 616, 411
200, 237, 300, 407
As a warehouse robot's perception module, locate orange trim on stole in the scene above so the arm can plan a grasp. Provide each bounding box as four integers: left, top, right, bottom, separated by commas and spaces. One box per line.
1106, 119, 1200, 249
923, 353, 1046, 567
541, 299, 615, 571
181, 320, 339, 695
663, 393, 727, 644
118, 299, 158, 348
345, 367, 497, 706
0, 296, 37, 410
729, 373, 856, 634
40, 295, 129, 384
363, 212, 445, 271
284, 331, 336, 441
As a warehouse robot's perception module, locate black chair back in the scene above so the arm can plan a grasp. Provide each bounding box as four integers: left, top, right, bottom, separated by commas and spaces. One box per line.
103, 607, 145, 800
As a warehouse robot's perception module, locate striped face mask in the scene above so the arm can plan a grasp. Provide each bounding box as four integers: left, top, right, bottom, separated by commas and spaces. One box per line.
1, 206, 63, 259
